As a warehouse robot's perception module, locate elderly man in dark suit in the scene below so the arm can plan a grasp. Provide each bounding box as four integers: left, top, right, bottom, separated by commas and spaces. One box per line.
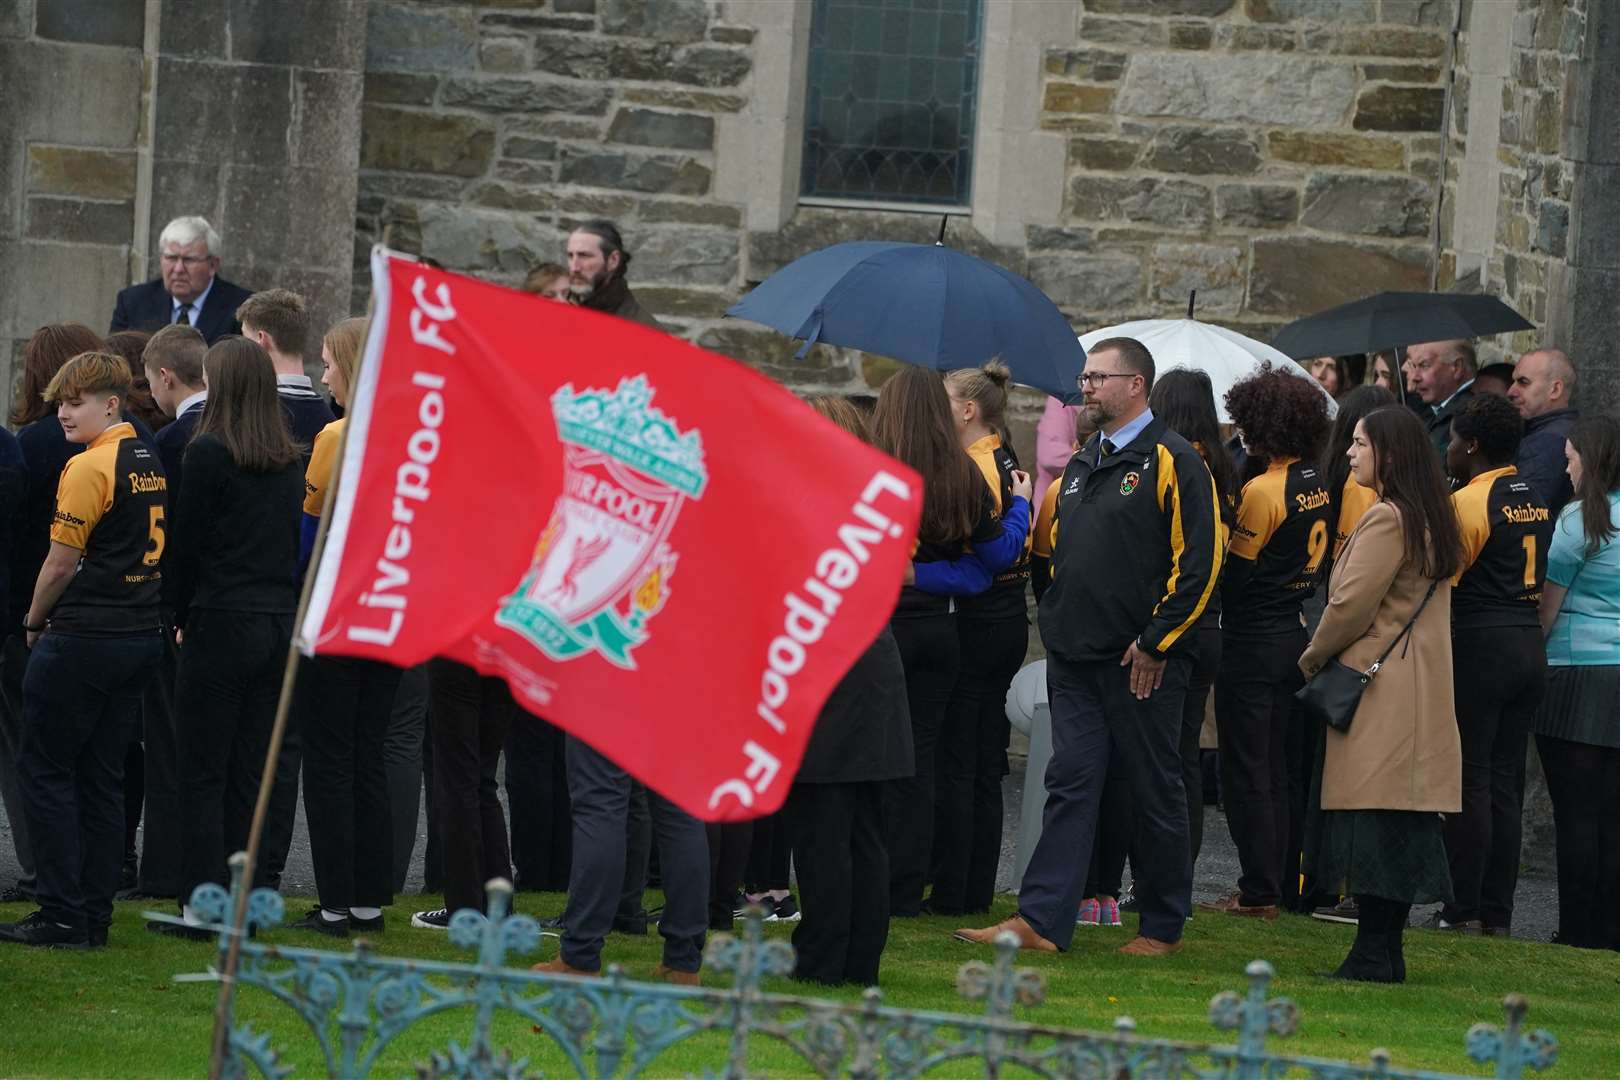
1404, 339, 1478, 456
109, 216, 252, 344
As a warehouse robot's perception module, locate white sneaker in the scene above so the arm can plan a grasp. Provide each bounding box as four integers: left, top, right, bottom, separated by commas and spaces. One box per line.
411, 908, 451, 930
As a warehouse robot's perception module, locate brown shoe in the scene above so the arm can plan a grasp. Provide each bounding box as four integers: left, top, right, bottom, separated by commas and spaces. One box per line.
1118, 935, 1184, 957
651, 963, 701, 986
1196, 893, 1279, 921
952, 915, 1058, 952
531, 957, 599, 978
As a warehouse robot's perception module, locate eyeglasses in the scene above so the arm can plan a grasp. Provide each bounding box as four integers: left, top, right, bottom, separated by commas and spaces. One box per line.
1076, 371, 1137, 388
160, 254, 212, 267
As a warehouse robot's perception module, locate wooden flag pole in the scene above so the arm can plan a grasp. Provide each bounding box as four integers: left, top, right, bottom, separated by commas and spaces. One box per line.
206, 416, 353, 1080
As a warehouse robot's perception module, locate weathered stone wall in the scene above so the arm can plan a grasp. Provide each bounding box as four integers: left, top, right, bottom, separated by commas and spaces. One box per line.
0, 0, 366, 397
0, 0, 145, 418
354, 0, 754, 336
1032, 0, 1452, 341
1438, 0, 1584, 365
144, 0, 368, 369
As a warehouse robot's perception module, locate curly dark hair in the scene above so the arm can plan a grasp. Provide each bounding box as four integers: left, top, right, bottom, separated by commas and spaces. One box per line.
1450, 393, 1524, 467
1224, 363, 1330, 462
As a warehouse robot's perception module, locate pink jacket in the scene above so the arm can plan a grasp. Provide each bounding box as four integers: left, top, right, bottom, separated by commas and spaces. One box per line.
1035, 397, 1080, 496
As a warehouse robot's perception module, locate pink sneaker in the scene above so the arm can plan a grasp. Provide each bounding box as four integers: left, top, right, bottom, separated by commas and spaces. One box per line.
1076, 897, 1102, 926
1099, 895, 1123, 927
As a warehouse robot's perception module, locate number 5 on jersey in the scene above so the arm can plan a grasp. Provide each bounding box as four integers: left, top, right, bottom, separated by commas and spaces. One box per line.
145, 505, 166, 567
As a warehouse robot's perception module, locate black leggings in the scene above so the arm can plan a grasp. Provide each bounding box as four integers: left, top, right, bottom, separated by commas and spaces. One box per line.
883, 613, 958, 916
1537, 733, 1620, 949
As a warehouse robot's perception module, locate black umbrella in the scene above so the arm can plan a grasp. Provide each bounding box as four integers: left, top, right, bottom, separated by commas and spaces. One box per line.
1271, 292, 1534, 360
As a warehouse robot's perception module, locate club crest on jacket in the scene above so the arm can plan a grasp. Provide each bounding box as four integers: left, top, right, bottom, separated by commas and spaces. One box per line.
1120, 471, 1140, 496
497, 375, 707, 668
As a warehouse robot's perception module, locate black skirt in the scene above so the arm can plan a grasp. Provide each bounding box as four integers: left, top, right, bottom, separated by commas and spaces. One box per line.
1531, 664, 1620, 750
1307, 809, 1453, 906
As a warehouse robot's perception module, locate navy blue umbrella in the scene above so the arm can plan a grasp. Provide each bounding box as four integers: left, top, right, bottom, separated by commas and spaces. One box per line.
726, 241, 1083, 398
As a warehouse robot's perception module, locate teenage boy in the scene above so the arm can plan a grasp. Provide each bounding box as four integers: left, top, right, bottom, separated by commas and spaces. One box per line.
123, 324, 208, 901
0, 353, 166, 947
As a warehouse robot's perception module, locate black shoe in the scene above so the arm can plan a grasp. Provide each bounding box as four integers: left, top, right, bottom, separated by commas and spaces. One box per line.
0, 910, 91, 949
411, 908, 451, 930
146, 918, 215, 941
289, 907, 351, 937
349, 912, 385, 933
538, 914, 565, 931
767, 895, 801, 923
0, 883, 34, 904
1328, 929, 1397, 982
89, 924, 109, 948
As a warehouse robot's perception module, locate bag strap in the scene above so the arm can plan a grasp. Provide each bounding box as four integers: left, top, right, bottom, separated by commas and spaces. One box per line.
1366, 580, 1440, 677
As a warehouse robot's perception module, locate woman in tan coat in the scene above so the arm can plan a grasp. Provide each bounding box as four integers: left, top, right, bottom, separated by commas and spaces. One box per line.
1299, 405, 1464, 983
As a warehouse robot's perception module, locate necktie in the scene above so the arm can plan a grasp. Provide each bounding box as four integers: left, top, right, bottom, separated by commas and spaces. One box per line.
1102, 438, 1117, 456
175, 303, 193, 326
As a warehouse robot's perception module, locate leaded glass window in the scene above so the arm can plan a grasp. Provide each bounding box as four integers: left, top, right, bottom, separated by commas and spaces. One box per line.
800, 0, 983, 208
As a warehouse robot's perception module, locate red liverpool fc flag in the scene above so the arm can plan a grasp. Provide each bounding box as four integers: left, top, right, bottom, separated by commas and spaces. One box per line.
301, 249, 922, 821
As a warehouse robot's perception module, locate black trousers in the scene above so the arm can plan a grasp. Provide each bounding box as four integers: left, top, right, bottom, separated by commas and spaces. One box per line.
618, 783, 652, 922
1442, 626, 1544, 929
384, 664, 428, 895
1214, 628, 1306, 908
1181, 623, 1219, 867
561, 736, 706, 972
301, 655, 401, 911
883, 612, 958, 916
1536, 733, 1620, 949
121, 737, 142, 879
0, 634, 36, 893
259, 714, 301, 893
428, 659, 514, 915
505, 715, 573, 892
707, 821, 753, 929
136, 631, 183, 897
1018, 652, 1191, 948
20, 630, 161, 931
931, 612, 1026, 914
787, 781, 889, 986
744, 809, 790, 893
177, 611, 291, 904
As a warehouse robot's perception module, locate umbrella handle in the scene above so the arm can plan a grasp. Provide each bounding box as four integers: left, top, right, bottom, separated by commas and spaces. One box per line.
1187, 290, 1196, 319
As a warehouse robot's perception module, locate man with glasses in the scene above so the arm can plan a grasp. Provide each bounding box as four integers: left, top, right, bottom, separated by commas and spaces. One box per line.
110, 216, 253, 344
1403, 339, 1477, 455
955, 337, 1222, 959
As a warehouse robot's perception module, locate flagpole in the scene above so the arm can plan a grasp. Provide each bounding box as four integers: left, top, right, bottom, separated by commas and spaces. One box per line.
205, 412, 354, 1080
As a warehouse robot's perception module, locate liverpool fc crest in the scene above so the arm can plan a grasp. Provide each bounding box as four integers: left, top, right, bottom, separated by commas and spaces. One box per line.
497, 375, 707, 668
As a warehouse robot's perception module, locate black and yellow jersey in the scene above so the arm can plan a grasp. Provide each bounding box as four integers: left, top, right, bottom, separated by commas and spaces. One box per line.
1222, 457, 1331, 635
1332, 475, 1376, 562
304, 417, 346, 518
1452, 465, 1552, 628
48, 422, 165, 636
959, 433, 1032, 621
1040, 416, 1222, 661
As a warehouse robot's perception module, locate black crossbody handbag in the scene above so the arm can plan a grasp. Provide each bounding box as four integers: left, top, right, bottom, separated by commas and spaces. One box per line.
1294, 581, 1439, 733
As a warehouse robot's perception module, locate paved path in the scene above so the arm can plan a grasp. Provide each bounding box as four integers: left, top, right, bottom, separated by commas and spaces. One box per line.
0, 752, 1558, 940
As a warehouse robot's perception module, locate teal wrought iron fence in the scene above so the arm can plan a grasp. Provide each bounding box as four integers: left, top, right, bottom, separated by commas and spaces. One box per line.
155, 855, 1560, 1079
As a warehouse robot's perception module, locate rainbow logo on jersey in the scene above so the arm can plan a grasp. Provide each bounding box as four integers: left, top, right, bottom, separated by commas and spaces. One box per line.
496, 376, 708, 669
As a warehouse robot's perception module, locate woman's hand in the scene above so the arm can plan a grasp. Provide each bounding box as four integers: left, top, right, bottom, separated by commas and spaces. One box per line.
1010, 469, 1033, 503
25, 628, 41, 650
903, 562, 916, 586
174, 627, 185, 647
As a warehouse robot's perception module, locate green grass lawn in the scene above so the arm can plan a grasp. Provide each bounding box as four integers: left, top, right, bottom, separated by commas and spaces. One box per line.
1, 894, 1616, 1078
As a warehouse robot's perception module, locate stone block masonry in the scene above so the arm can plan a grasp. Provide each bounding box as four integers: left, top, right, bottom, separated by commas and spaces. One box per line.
1037, 0, 1453, 336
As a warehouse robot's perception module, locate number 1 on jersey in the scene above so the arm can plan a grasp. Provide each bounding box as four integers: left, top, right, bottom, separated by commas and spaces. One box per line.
1521, 534, 1536, 589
